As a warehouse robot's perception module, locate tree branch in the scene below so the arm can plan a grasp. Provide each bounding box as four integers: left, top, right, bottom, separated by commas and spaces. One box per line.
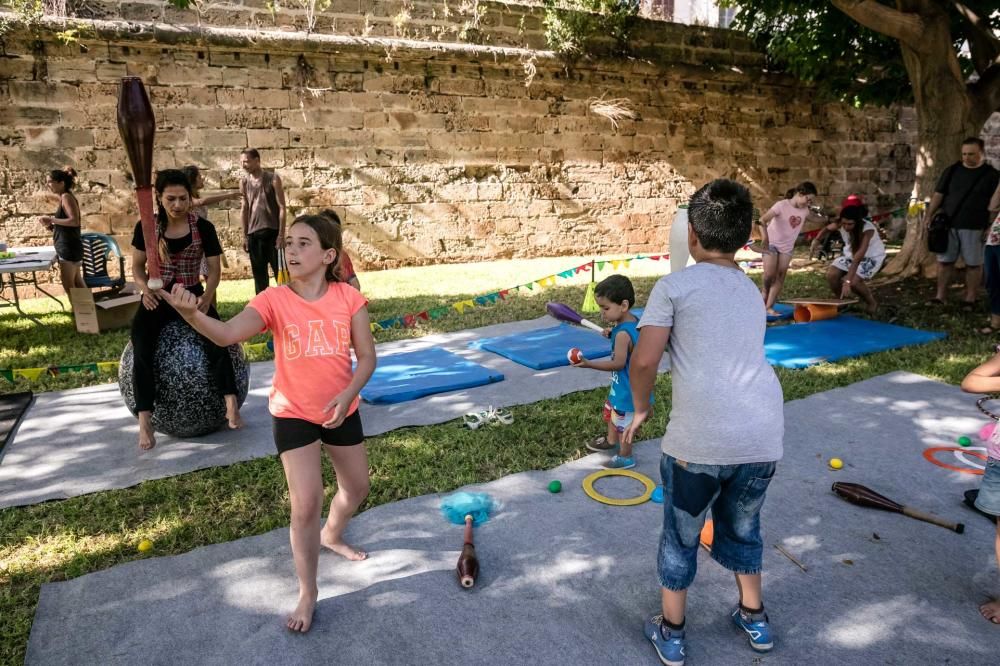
829, 0, 926, 50
953, 1, 1000, 76
970, 62, 1000, 128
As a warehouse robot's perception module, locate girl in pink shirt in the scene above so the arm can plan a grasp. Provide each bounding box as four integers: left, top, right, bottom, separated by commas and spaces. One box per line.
961, 352, 1000, 624
758, 182, 820, 316
163, 214, 376, 634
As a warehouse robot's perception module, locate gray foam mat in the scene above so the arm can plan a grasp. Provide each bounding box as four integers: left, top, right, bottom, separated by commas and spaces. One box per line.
25, 372, 1000, 664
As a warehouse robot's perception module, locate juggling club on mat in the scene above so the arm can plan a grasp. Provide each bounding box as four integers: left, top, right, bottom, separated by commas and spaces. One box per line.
832, 482, 964, 534
457, 515, 479, 588
440, 491, 496, 589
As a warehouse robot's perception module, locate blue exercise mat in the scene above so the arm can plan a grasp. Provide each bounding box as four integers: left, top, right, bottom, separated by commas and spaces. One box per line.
764, 316, 946, 369
472, 322, 611, 370
360, 348, 504, 404
767, 303, 794, 322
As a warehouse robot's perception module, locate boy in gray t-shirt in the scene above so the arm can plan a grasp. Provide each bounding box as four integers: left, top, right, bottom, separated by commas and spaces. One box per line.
624, 179, 784, 665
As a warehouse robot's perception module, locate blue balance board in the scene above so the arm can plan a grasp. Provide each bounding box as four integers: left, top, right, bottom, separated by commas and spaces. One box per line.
764, 316, 946, 369
360, 347, 504, 404
471, 322, 611, 371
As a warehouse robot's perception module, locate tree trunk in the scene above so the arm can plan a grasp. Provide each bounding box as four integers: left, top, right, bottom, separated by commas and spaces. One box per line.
883, 9, 981, 278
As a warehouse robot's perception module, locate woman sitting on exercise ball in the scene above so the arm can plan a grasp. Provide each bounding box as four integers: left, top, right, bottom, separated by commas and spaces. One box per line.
131, 169, 243, 451
826, 200, 885, 316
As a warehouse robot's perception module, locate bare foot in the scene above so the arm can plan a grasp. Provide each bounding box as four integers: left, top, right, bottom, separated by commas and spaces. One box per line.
225, 395, 243, 430
138, 414, 156, 451
286, 589, 318, 633
980, 599, 1000, 624
320, 528, 367, 561
766, 308, 780, 317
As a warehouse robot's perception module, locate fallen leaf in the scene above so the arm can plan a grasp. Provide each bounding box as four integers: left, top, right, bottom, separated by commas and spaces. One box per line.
842, 559, 854, 565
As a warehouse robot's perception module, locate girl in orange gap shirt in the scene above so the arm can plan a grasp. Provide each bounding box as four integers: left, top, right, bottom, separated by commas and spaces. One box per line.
163, 214, 376, 634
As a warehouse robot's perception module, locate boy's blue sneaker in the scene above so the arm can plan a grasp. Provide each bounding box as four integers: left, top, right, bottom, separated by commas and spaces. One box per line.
730, 605, 773, 652
604, 454, 635, 470
644, 615, 686, 666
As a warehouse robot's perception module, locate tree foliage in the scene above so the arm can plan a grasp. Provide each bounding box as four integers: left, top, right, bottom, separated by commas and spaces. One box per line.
542, 0, 640, 57
721, 0, 998, 107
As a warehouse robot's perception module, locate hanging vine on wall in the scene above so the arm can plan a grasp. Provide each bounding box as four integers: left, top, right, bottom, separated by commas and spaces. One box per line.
0, 0, 45, 37
542, 0, 640, 58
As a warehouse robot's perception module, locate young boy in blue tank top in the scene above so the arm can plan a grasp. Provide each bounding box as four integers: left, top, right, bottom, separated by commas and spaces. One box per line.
572, 274, 651, 470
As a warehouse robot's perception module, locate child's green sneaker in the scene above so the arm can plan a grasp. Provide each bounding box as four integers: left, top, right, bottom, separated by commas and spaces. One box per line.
603, 454, 635, 470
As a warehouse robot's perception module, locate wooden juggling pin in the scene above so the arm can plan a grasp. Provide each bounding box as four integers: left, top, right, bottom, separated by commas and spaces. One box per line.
456, 514, 479, 588
117, 77, 161, 290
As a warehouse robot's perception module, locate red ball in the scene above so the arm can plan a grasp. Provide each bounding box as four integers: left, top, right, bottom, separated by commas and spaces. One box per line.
567, 348, 583, 364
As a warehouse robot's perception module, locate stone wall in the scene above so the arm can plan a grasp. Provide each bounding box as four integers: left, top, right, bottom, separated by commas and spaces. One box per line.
1, 3, 922, 283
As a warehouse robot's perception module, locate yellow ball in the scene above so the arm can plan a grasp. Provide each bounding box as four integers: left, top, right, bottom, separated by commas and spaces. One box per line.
137, 539, 153, 552
829, 458, 843, 470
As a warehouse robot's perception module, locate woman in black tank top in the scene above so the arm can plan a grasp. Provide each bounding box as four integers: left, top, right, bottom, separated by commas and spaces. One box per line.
39, 167, 85, 299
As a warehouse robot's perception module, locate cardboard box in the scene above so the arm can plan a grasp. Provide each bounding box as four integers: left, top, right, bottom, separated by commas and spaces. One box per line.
70, 284, 141, 334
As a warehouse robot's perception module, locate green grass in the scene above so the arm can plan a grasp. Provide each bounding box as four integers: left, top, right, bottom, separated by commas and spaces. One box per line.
0, 253, 994, 664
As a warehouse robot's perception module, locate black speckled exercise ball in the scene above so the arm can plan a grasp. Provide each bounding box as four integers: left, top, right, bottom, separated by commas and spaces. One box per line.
119, 320, 250, 437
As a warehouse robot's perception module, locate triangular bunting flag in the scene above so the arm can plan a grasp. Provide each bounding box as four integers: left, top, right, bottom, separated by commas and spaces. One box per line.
403, 314, 415, 327
14, 368, 46, 381
1, 369, 13, 382
417, 311, 429, 320
499, 289, 509, 299
62, 364, 97, 374
597, 261, 606, 270
96, 362, 119, 374
581, 281, 599, 313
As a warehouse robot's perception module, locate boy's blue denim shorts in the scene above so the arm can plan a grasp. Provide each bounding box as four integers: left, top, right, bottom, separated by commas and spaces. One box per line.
975, 457, 1000, 517
657, 453, 777, 591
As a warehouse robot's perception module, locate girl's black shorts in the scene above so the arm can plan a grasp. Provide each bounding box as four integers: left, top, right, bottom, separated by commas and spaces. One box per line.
272, 410, 364, 455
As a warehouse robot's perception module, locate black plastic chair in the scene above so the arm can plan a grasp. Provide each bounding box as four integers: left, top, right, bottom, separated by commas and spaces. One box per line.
81, 232, 126, 296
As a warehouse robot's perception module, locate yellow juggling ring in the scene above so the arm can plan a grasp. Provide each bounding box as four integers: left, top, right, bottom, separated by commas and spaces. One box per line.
582, 469, 656, 506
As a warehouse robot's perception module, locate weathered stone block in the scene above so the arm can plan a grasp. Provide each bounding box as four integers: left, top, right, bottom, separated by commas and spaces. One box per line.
186, 129, 248, 149
247, 129, 291, 148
